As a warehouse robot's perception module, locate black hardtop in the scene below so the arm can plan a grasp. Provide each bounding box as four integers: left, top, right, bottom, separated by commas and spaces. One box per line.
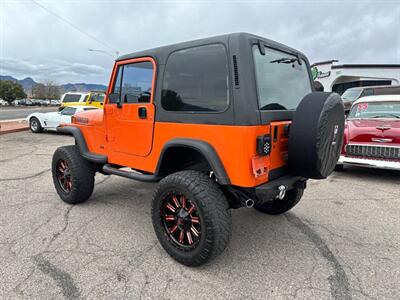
116, 32, 306, 64
115, 32, 312, 127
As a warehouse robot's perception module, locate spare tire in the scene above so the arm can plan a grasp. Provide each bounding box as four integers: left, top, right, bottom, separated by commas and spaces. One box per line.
288, 92, 344, 179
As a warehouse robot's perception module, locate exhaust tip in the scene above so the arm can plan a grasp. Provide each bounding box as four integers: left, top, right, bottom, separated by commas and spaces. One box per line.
245, 199, 255, 208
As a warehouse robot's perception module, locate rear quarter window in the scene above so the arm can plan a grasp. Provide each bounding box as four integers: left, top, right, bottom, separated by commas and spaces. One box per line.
161, 44, 229, 112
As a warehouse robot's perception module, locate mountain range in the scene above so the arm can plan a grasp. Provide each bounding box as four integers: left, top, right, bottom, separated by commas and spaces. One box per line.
0, 75, 107, 94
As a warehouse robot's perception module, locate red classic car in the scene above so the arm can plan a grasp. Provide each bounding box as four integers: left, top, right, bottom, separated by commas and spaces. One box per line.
337, 95, 400, 171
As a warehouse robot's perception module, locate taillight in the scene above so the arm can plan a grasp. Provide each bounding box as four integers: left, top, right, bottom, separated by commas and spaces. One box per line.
256, 135, 271, 156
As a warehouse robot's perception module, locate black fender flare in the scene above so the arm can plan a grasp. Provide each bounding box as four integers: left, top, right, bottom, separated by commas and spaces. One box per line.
155, 138, 230, 185
56, 126, 108, 164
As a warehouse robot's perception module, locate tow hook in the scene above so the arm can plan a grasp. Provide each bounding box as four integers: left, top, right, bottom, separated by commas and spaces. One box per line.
277, 185, 287, 200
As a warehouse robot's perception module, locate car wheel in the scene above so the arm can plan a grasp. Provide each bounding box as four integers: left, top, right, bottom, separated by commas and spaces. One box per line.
151, 170, 232, 266
52, 145, 95, 204
254, 187, 304, 215
30, 117, 43, 133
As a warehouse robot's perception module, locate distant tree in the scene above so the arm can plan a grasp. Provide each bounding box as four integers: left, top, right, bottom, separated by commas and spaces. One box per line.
32, 83, 46, 99
44, 80, 61, 99
0, 80, 27, 104
32, 81, 61, 99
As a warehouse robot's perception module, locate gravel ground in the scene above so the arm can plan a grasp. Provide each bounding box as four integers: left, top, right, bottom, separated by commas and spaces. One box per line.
0, 131, 399, 299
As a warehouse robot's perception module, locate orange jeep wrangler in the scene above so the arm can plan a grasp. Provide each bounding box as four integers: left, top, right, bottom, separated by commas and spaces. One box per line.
52, 33, 344, 266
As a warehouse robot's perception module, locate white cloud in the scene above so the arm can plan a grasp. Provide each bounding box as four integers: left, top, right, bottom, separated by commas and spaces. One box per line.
1, 0, 399, 84
0, 57, 107, 84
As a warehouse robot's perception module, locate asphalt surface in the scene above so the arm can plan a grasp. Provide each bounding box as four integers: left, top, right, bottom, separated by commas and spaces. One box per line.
0, 106, 58, 121
0, 131, 399, 299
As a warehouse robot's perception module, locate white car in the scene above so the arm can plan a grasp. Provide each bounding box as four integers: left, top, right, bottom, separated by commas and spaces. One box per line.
26, 106, 98, 133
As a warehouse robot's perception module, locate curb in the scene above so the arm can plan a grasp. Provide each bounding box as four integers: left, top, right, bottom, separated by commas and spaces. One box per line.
0, 119, 29, 135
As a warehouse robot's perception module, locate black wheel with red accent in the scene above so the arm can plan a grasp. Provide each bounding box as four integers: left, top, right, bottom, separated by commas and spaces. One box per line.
52, 145, 95, 204
151, 170, 231, 267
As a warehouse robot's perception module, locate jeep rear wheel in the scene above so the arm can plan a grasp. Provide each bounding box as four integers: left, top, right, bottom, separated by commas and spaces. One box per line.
52, 145, 94, 204
151, 170, 231, 266
254, 187, 304, 215
30, 117, 43, 133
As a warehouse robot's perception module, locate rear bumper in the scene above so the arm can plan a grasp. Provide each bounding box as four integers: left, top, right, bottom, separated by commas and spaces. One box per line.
338, 155, 400, 171
255, 174, 307, 201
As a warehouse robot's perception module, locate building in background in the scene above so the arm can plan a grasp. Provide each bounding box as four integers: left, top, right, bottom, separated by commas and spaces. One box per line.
311, 60, 400, 94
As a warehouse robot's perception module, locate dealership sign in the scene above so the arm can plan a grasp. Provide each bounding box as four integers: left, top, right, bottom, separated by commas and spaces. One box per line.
311, 67, 331, 80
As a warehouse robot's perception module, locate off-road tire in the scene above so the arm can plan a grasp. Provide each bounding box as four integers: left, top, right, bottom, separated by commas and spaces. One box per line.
30, 117, 43, 133
52, 145, 94, 204
151, 170, 232, 267
254, 188, 304, 215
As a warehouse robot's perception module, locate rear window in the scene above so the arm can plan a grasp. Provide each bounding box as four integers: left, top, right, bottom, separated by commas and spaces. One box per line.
62, 94, 82, 103
253, 46, 311, 110
161, 44, 229, 112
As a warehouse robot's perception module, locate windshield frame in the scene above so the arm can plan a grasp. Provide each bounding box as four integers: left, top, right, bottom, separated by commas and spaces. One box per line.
252, 44, 313, 112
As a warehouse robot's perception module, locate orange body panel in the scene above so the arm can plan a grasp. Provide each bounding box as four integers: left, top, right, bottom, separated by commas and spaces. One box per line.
76, 119, 291, 188
72, 55, 292, 188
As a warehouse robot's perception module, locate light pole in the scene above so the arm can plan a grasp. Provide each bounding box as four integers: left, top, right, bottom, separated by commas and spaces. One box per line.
89, 49, 119, 59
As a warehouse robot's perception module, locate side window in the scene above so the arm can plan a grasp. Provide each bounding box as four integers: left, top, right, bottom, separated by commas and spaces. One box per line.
161, 44, 229, 112
111, 61, 154, 104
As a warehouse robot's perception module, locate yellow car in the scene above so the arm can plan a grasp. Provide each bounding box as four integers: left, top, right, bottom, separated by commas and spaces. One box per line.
60, 91, 105, 109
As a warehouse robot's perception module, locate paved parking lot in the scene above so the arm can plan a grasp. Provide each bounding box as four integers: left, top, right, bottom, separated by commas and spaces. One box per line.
0, 131, 399, 299
0, 107, 58, 121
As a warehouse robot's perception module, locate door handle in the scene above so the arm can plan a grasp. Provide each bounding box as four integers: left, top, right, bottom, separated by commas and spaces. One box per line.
138, 107, 147, 119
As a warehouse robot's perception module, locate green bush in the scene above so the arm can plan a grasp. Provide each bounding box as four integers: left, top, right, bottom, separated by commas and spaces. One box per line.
0, 80, 27, 104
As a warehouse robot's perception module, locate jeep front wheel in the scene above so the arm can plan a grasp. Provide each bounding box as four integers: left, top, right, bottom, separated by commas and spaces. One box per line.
151, 170, 231, 266
52, 145, 94, 204
254, 187, 304, 215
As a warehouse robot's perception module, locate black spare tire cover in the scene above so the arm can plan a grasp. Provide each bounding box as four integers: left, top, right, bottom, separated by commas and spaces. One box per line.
288, 92, 344, 179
